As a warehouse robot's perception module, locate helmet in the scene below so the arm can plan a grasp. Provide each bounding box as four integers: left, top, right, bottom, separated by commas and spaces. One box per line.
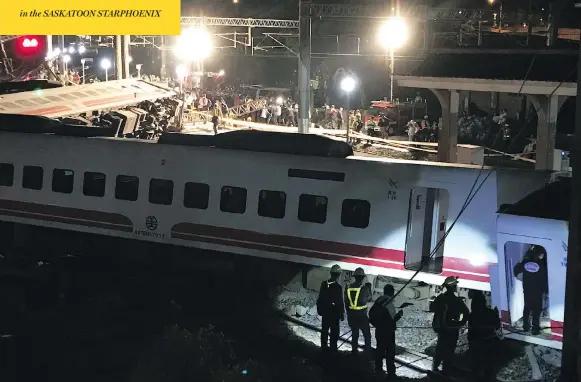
330, 265, 342, 274
354, 267, 365, 277
442, 276, 459, 288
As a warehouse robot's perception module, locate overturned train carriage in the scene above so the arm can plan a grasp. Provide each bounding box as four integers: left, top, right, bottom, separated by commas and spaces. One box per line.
491, 177, 570, 349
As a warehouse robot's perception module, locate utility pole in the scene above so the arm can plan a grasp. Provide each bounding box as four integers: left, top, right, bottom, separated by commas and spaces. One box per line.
560, 7, 581, 380
298, 0, 312, 134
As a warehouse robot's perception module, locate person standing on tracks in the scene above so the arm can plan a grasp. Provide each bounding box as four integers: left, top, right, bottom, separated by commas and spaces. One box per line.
468, 290, 501, 382
316, 264, 345, 354
345, 267, 372, 355
430, 276, 469, 375
369, 284, 403, 379
513, 245, 548, 335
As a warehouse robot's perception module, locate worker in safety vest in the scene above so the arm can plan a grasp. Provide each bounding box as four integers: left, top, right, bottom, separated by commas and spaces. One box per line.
344, 267, 372, 354
316, 264, 344, 354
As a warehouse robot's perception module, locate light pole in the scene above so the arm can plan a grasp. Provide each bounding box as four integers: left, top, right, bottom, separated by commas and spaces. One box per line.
378, 17, 408, 102
62, 54, 71, 78
174, 27, 213, 80
340, 76, 356, 143
80, 57, 93, 84
176, 64, 190, 129
489, 0, 503, 32
101, 58, 111, 81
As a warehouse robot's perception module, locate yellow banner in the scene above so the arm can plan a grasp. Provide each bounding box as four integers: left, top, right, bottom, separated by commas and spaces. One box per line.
1, 0, 181, 35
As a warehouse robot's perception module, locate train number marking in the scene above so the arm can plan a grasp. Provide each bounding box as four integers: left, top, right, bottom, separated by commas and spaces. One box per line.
146, 216, 158, 230
561, 242, 568, 267
388, 191, 397, 200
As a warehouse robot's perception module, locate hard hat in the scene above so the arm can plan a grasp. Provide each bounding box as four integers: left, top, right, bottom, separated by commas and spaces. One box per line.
330, 265, 342, 274
354, 267, 365, 277
442, 276, 459, 287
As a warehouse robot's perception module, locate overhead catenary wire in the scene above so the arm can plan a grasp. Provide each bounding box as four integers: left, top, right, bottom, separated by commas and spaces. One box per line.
387, 160, 493, 305
336, 161, 492, 349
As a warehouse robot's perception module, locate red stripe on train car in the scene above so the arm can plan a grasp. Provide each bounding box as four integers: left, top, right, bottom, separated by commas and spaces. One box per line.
551, 320, 564, 335
83, 94, 136, 107
23, 105, 72, 116
0, 199, 133, 232
171, 223, 491, 283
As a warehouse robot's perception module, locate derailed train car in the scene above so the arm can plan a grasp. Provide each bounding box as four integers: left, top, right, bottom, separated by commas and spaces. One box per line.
0, 122, 554, 345
491, 177, 570, 349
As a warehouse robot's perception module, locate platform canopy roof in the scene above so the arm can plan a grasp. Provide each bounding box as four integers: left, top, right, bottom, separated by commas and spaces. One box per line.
395, 52, 578, 97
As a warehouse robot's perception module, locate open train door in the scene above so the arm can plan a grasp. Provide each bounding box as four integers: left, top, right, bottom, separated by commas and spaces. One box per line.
493, 213, 564, 349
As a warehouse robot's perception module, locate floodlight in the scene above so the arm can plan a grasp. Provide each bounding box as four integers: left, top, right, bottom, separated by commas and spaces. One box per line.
174, 28, 213, 61
378, 17, 409, 50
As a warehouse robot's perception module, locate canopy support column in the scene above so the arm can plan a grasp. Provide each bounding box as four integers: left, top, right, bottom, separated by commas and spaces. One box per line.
531, 94, 559, 170
431, 89, 459, 163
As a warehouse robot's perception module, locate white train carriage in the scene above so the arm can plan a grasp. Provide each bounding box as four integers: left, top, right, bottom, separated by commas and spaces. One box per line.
0, 128, 549, 294
491, 177, 569, 349
0, 79, 175, 118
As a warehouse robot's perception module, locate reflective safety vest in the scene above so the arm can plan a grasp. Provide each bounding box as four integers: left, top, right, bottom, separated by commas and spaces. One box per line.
346, 287, 367, 311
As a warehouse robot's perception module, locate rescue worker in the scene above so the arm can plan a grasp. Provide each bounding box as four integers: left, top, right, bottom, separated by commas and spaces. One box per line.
211, 104, 220, 135
430, 276, 469, 374
370, 284, 403, 379
345, 267, 372, 354
514, 246, 548, 335
468, 290, 501, 381
316, 264, 345, 354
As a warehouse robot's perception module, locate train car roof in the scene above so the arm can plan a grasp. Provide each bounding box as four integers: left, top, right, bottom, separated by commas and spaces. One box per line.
498, 177, 570, 221
348, 154, 495, 170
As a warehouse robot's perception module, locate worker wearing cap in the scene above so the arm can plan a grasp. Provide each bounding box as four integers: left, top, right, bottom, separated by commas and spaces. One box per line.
430, 276, 469, 375
345, 267, 373, 354
316, 264, 345, 354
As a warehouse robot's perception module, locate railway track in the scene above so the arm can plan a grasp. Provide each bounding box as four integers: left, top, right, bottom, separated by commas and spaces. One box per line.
280, 312, 460, 381
280, 312, 557, 382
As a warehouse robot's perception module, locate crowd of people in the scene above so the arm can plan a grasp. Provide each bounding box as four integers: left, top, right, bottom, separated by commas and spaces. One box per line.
259, 98, 299, 126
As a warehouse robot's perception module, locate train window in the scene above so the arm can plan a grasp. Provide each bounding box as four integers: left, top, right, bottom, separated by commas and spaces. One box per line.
298, 194, 328, 224
52, 169, 74, 194
83, 172, 106, 197
16, 100, 35, 106
22, 165, 43, 190
183, 182, 210, 209
0, 163, 14, 187
220, 186, 247, 214
341, 199, 371, 229
0, 102, 18, 109
149, 178, 174, 205
115, 175, 139, 201
288, 168, 345, 182
258, 190, 286, 219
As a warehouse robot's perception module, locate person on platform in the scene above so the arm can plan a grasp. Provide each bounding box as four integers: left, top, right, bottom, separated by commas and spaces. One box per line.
370, 284, 403, 379
430, 276, 469, 375
345, 267, 372, 354
514, 245, 548, 335
316, 265, 345, 354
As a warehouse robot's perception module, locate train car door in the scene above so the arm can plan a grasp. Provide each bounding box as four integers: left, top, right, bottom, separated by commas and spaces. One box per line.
499, 233, 551, 332
404, 187, 449, 273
